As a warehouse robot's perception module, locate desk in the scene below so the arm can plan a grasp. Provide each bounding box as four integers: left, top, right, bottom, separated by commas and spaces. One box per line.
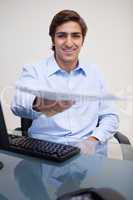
0, 142, 133, 200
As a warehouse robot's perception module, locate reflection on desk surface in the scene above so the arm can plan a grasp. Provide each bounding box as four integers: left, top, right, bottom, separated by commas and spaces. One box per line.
0, 149, 133, 200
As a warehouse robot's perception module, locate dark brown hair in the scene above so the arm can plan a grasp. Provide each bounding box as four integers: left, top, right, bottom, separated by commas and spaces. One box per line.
49, 10, 88, 51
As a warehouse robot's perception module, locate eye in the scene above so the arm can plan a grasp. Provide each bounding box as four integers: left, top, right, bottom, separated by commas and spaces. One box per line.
72, 34, 82, 38
55, 33, 67, 38
57, 34, 65, 38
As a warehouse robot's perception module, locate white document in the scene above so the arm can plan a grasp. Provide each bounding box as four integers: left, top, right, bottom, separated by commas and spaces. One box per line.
16, 81, 129, 102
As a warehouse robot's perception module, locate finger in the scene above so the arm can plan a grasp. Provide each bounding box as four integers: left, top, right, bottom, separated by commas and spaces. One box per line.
43, 109, 58, 117
42, 99, 57, 109
78, 140, 96, 155
34, 97, 43, 108
58, 100, 75, 109
33, 97, 44, 112
42, 100, 74, 115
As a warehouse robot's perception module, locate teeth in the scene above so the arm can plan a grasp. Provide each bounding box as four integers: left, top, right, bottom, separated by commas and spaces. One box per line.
63, 50, 74, 52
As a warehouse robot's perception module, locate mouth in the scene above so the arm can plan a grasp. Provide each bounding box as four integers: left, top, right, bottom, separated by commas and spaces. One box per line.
62, 48, 77, 54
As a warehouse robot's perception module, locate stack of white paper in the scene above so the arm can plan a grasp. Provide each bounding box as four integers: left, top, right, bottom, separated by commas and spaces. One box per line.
16, 81, 130, 102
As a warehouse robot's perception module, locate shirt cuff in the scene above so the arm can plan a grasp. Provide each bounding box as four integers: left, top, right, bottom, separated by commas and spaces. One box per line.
90, 128, 114, 143
30, 95, 42, 119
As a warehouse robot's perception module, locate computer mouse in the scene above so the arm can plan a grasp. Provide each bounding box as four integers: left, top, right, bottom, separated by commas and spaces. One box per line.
57, 187, 126, 200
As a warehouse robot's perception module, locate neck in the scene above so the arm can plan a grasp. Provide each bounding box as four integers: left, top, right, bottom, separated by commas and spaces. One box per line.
55, 55, 78, 73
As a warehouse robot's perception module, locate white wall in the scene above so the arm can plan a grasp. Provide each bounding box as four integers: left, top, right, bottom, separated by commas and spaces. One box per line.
0, 0, 133, 138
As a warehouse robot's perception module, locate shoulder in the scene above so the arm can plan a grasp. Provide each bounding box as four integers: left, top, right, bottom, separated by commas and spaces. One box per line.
79, 57, 102, 75
22, 57, 48, 72
80, 59, 106, 88
20, 56, 53, 78
82, 62, 103, 79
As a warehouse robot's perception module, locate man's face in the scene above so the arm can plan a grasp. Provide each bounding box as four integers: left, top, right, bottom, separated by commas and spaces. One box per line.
53, 21, 83, 70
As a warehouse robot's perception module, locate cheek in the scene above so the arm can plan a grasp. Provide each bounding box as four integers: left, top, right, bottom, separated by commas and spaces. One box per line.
54, 38, 64, 46
75, 39, 83, 47
79, 40, 83, 46
54, 43, 64, 52
75, 43, 82, 51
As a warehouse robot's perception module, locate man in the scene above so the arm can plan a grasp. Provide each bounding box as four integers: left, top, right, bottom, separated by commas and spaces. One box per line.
11, 10, 119, 147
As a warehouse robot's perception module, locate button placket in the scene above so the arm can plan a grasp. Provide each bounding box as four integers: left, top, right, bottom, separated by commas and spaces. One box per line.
66, 72, 75, 134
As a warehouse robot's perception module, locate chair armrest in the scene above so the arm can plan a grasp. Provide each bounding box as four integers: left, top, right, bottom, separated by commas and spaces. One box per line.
14, 127, 28, 137
114, 131, 130, 144
14, 127, 22, 132
114, 131, 133, 160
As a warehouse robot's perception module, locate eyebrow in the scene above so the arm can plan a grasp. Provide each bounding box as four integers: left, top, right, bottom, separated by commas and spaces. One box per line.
55, 32, 82, 35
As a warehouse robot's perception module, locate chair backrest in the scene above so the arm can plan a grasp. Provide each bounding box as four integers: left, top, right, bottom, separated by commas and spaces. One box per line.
21, 118, 32, 136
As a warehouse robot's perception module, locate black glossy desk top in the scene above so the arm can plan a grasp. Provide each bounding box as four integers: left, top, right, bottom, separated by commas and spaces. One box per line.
0, 147, 133, 200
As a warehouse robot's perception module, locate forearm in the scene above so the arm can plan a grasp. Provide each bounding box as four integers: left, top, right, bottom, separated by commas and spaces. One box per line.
11, 90, 41, 120
11, 64, 42, 119
91, 114, 119, 143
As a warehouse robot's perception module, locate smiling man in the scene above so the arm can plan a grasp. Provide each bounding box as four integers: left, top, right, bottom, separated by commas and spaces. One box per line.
11, 10, 119, 147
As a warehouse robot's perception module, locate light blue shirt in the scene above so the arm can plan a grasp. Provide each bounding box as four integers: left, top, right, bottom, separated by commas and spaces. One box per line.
11, 55, 119, 143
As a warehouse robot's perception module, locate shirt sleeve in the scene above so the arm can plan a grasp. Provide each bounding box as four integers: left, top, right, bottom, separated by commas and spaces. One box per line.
11, 64, 42, 120
90, 66, 119, 143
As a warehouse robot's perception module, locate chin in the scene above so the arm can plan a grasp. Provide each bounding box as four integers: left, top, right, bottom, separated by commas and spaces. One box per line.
63, 55, 77, 63
63, 59, 76, 64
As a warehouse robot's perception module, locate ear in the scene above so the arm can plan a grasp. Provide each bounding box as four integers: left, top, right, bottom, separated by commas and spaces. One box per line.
81, 37, 85, 46
51, 43, 55, 51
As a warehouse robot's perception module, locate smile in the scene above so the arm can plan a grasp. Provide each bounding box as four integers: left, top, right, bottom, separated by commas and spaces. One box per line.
62, 49, 77, 53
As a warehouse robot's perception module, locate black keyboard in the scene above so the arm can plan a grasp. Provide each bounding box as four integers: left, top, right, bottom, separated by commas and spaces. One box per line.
8, 135, 80, 162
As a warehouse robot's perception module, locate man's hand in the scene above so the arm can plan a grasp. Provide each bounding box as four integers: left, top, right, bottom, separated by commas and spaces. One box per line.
87, 136, 99, 142
77, 137, 99, 155
32, 97, 75, 117
77, 139, 99, 155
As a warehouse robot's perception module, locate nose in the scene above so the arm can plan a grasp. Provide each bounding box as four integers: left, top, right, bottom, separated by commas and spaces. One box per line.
65, 35, 73, 47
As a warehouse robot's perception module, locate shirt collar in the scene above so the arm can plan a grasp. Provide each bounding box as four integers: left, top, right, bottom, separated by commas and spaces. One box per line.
77, 59, 89, 76
46, 54, 88, 76
46, 55, 61, 76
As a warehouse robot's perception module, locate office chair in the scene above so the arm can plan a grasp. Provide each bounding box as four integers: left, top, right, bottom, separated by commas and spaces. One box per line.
15, 118, 131, 159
